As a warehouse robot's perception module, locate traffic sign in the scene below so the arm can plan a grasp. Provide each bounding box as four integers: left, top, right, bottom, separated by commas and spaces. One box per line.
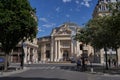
0, 58, 4, 63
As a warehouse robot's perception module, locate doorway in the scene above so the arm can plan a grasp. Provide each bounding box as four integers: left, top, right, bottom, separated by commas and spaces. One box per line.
63, 50, 69, 61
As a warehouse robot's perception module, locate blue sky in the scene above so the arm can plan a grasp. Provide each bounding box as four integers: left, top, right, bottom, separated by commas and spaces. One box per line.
29, 0, 98, 38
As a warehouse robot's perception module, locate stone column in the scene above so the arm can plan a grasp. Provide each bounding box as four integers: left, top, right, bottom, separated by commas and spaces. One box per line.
33, 48, 37, 63
32, 49, 35, 63
50, 37, 54, 61
55, 40, 57, 61
117, 48, 120, 65
43, 44, 46, 62
100, 49, 104, 64
58, 40, 60, 61
35, 48, 38, 63
27, 47, 30, 62
24, 47, 28, 63
71, 41, 73, 56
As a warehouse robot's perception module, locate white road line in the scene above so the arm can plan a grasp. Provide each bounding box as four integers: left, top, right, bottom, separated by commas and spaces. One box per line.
51, 66, 55, 69
29, 66, 60, 70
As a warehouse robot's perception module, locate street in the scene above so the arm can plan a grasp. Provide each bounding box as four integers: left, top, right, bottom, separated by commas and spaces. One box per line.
0, 63, 120, 80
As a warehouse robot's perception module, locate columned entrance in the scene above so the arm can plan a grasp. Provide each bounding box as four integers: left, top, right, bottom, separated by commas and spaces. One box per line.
63, 50, 69, 61
46, 50, 50, 61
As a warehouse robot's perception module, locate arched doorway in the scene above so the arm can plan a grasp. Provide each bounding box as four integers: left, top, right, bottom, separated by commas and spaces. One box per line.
63, 50, 69, 61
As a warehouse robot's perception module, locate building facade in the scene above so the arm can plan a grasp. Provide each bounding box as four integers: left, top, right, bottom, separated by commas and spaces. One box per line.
93, 0, 120, 18
0, 39, 38, 64
38, 22, 94, 62
11, 38, 38, 63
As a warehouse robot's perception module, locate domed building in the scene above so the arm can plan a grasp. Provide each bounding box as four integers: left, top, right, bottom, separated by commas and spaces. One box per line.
38, 22, 94, 62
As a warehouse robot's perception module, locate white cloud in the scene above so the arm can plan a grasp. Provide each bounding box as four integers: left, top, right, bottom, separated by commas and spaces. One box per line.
84, 2, 90, 7
56, 7, 60, 12
39, 18, 48, 22
81, 2, 84, 5
38, 27, 44, 32
81, 0, 92, 8
42, 23, 56, 28
62, 0, 72, 3
66, 14, 70, 18
75, 0, 79, 4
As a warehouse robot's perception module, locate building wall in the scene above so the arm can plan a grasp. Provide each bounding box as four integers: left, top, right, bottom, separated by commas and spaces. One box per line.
38, 23, 94, 62
10, 38, 38, 63
0, 38, 38, 64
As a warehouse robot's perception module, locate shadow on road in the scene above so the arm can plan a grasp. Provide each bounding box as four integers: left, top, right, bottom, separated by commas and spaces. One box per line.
60, 65, 120, 75
0, 77, 66, 80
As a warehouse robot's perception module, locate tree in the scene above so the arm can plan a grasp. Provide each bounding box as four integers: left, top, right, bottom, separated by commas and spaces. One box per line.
75, 2, 120, 70
0, 0, 37, 70
75, 16, 112, 70
107, 2, 120, 67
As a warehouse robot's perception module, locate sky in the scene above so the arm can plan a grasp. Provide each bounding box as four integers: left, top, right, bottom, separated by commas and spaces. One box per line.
29, 0, 98, 38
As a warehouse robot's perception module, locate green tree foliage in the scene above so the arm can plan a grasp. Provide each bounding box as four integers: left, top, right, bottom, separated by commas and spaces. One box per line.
0, 0, 37, 70
75, 2, 120, 69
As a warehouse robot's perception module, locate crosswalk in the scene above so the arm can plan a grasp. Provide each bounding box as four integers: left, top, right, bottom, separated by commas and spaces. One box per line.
29, 66, 61, 70
28, 66, 75, 70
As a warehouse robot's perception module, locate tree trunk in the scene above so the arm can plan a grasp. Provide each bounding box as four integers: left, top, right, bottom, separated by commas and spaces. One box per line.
115, 48, 118, 67
104, 47, 108, 70
20, 40, 25, 69
93, 47, 96, 63
4, 53, 9, 71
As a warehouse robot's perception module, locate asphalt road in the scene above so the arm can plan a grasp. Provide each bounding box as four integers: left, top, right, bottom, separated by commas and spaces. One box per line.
0, 63, 120, 80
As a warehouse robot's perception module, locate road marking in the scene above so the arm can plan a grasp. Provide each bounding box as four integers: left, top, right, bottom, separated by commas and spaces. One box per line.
29, 66, 60, 70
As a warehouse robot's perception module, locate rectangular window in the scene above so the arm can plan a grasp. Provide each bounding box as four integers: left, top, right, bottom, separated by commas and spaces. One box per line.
46, 44, 50, 47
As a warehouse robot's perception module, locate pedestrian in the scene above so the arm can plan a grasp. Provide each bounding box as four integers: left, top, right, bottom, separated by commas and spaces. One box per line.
108, 59, 111, 67
76, 59, 81, 71
112, 59, 116, 67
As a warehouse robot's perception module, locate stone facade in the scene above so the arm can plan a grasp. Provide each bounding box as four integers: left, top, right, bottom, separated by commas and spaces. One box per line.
38, 22, 94, 62
93, 0, 120, 18
11, 38, 38, 63
0, 38, 38, 64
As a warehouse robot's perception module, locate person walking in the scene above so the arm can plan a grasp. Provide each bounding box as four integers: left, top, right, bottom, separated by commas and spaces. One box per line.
76, 59, 81, 71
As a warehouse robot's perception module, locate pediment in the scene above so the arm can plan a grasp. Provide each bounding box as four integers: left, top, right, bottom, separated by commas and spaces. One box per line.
51, 22, 79, 36
57, 25, 71, 35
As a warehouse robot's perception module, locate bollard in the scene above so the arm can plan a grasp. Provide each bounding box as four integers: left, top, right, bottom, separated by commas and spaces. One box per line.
91, 68, 94, 73
1, 70, 3, 75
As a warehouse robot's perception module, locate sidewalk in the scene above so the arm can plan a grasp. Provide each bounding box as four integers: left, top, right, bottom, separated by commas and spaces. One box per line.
86, 63, 120, 75
0, 66, 29, 77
